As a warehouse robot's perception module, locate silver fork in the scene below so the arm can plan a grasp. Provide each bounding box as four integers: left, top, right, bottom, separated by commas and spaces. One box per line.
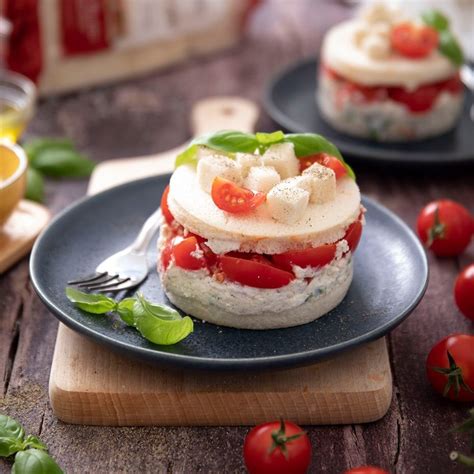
460, 64, 474, 121
68, 208, 163, 292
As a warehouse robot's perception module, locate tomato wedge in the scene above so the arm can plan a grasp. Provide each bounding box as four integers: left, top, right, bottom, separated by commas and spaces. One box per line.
219, 255, 294, 289
299, 153, 347, 178
272, 244, 337, 271
388, 84, 440, 113
172, 236, 207, 270
391, 23, 438, 59
344, 220, 363, 253
160, 185, 174, 224
211, 177, 265, 213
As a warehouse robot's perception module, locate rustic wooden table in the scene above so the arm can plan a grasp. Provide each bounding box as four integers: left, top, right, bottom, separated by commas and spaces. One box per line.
1, 1, 473, 473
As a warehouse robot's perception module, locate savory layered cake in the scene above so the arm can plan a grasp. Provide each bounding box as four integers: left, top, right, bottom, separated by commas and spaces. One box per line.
317, 3, 465, 141
157, 131, 363, 329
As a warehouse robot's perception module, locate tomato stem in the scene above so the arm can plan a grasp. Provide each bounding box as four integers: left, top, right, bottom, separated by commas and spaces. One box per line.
269, 419, 305, 459
431, 351, 474, 399
426, 207, 445, 247
450, 451, 474, 468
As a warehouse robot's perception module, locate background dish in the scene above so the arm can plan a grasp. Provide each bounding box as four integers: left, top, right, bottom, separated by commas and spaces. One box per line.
265, 58, 474, 165
31, 175, 428, 370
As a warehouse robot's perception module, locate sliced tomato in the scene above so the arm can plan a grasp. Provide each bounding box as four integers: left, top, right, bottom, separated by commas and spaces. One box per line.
160, 185, 174, 225
391, 23, 438, 59
272, 244, 337, 271
160, 240, 173, 270
172, 236, 207, 270
440, 74, 463, 94
219, 255, 294, 289
344, 220, 363, 253
299, 152, 347, 178
211, 177, 265, 213
388, 84, 440, 113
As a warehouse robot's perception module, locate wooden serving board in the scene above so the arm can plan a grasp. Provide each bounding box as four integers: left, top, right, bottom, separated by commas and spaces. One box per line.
0, 200, 50, 274
49, 97, 392, 426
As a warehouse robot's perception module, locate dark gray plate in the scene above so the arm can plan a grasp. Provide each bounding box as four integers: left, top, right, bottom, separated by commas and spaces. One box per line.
30, 175, 428, 371
264, 58, 474, 165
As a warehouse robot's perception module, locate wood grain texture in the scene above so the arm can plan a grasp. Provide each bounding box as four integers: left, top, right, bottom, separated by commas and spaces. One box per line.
0, 201, 50, 273
50, 327, 391, 426
1, 1, 473, 472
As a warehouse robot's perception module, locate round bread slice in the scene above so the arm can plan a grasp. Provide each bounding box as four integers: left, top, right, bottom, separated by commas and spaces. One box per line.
167, 164, 361, 255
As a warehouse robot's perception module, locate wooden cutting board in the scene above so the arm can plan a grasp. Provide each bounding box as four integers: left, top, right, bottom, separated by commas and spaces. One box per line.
49, 97, 392, 426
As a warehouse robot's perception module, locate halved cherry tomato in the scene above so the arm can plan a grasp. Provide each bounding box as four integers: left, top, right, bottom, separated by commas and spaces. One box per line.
391, 22, 438, 59
272, 244, 337, 271
211, 177, 265, 213
345, 467, 389, 474
426, 334, 474, 402
344, 220, 363, 253
388, 84, 440, 113
417, 200, 473, 257
440, 74, 463, 94
160, 185, 174, 225
454, 264, 474, 321
299, 153, 347, 178
219, 255, 294, 289
244, 420, 311, 474
172, 236, 207, 270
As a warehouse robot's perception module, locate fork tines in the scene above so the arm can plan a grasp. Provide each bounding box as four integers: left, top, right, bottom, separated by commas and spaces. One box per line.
67, 272, 130, 292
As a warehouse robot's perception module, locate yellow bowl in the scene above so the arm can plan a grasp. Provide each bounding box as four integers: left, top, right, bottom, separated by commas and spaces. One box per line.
0, 141, 27, 226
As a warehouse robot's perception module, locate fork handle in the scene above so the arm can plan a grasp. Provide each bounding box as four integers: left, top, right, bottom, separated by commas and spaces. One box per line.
129, 208, 164, 254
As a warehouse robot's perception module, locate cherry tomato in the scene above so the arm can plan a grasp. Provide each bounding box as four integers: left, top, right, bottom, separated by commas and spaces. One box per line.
388, 84, 440, 113
272, 244, 337, 271
417, 200, 473, 257
391, 22, 438, 58
219, 255, 294, 289
439, 74, 463, 94
299, 153, 347, 178
344, 220, 363, 253
244, 420, 311, 474
426, 334, 474, 402
344, 467, 389, 474
160, 185, 174, 225
211, 177, 265, 213
454, 264, 474, 321
172, 236, 207, 270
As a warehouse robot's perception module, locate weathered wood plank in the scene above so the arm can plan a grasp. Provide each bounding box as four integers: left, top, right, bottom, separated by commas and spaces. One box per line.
1, 0, 473, 472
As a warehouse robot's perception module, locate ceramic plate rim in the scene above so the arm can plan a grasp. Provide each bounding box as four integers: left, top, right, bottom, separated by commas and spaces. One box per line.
30, 175, 429, 370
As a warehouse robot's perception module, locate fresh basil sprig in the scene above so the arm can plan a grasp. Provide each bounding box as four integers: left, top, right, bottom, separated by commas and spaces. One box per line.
0, 414, 63, 473
175, 130, 355, 179
422, 9, 464, 66
65, 287, 193, 345
23, 137, 95, 203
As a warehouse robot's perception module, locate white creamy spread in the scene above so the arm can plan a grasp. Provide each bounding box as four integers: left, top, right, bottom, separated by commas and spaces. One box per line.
322, 19, 457, 89
163, 253, 353, 315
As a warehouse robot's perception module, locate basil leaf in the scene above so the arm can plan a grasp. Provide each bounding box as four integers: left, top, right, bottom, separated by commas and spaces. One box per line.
116, 298, 137, 326
31, 148, 95, 178
136, 294, 182, 321
283, 133, 355, 179
134, 294, 193, 345
0, 414, 25, 456
175, 131, 259, 168
255, 131, 285, 146
175, 144, 199, 168
24, 138, 74, 162
23, 435, 47, 451
422, 10, 449, 31
438, 30, 464, 66
25, 168, 44, 203
65, 287, 117, 314
12, 449, 63, 474
283, 133, 343, 159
